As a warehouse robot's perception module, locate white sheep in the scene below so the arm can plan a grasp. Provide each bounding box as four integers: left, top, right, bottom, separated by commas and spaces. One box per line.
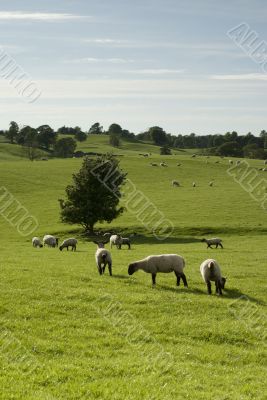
229, 160, 233, 165
209, 181, 214, 187
32, 237, 43, 248
201, 237, 223, 249
94, 241, 112, 275
172, 180, 180, 187
110, 234, 122, 249
128, 254, 188, 286
177, 163, 182, 166
150, 162, 158, 167
192, 182, 196, 187
59, 238, 77, 251
200, 258, 226, 295
43, 234, 57, 248
160, 162, 167, 167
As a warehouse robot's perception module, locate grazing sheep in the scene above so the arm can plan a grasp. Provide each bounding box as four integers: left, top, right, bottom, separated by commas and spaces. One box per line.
200, 258, 226, 295
128, 254, 188, 287
43, 234, 57, 248
209, 181, 214, 187
236, 160, 240, 165
160, 162, 167, 167
32, 237, 43, 248
229, 160, 233, 165
117, 237, 131, 250
94, 241, 112, 276
110, 234, 122, 249
177, 163, 182, 166
201, 238, 223, 249
192, 182, 196, 187
172, 180, 180, 187
191, 154, 196, 158
59, 238, 77, 251
150, 162, 158, 167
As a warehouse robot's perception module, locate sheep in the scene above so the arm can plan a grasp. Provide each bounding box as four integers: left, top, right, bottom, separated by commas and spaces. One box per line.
32, 237, 43, 248
59, 238, 77, 251
43, 234, 57, 248
200, 258, 226, 295
117, 237, 131, 250
209, 181, 214, 187
177, 163, 182, 166
94, 241, 112, 276
201, 237, 223, 249
191, 154, 196, 158
109, 234, 122, 249
229, 160, 233, 165
150, 162, 158, 167
128, 254, 188, 287
172, 180, 180, 187
160, 162, 167, 167
264, 160, 267, 165
192, 182, 196, 187
236, 160, 240, 165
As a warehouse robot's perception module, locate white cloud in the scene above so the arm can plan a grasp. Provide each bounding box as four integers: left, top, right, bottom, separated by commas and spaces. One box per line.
83, 38, 129, 45
66, 57, 134, 64
127, 69, 184, 75
0, 11, 88, 21
212, 73, 267, 81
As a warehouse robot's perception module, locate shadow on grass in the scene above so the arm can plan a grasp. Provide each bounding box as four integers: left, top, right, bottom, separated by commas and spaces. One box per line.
112, 274, 129, 280
223, 288, 264, 304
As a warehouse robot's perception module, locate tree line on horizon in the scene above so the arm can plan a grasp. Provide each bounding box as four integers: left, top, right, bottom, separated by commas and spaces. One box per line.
1, 121, 267, 160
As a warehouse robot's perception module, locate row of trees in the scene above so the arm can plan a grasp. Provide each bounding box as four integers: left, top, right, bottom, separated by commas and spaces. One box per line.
2, 121, 267, 159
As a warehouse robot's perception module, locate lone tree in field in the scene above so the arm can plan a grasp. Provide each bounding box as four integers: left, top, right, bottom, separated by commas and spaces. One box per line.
59, 154, 127, 232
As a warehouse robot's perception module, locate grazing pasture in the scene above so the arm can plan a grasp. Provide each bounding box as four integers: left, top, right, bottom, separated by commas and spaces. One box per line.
0, 138, 266, 399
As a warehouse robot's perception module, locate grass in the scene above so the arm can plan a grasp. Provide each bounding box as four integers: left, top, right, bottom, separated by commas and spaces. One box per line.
0, 138, 266, 400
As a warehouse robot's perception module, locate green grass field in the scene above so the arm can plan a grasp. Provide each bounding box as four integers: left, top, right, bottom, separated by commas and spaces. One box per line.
0, 137, 266, 400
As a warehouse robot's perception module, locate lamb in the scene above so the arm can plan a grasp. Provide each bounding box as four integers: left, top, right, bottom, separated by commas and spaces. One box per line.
128, 254, 188, 287
160, 162, 167, 167
192, 182, 196, 187
209, 181, 214, 187
109, 234, 122, 249
117, 237, 131, 250
201, 237, 223, 249
150, 162, 158, 167
59, 238, 77, 251
200, 258, 226, 295
32, 237, 43, 248
94, 241, 112, 276
43, 234, 57, 248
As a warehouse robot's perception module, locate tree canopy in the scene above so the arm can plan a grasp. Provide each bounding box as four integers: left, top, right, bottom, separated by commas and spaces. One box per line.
59, 154, 127, 232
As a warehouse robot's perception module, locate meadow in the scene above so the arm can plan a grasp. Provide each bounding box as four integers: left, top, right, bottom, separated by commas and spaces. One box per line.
0, 135, 266, 400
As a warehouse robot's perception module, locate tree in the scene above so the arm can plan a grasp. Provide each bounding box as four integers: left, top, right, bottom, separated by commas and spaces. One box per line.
37, 125, 57, 149
243, 144, 266, 159
149, 126, 167, 145
59, 154, 127, 232
74, 127, 87, 142
216, 141, 242, 157
89, 122, 103, 135
23, 126, 40, 161
109, 133, 120, 147
160, 145, 172, 155
5, 121, 19, 144
54, 137, 77, 158
108, 123, 122, 136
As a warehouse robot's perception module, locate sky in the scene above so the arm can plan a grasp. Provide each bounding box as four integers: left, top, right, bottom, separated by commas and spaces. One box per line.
0, 0, 267, 135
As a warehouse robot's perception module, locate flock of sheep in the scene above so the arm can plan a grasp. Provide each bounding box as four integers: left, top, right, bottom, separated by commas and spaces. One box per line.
32, 234, 226, 296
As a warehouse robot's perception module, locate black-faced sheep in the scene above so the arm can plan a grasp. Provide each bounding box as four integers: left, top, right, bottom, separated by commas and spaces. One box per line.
43, 235, 57, 248
200, 258, 226, 295
94, 241, 112, 276
59, 238, 77, 251
117, 237, 131, 250
128, 254, 188, 287
32, 237, 43, 248
201, 238, 223, 249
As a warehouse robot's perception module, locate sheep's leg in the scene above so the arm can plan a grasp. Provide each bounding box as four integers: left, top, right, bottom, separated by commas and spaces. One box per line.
215, 244, 218, 248
108, 262, 112, 276
128, 243, 131, 250
207, 281, 212, 294
216, 280, 223, 295
151, 273, 156, 286
175, 271, 181, 286
181, 273, 188, 287
219, 243, 223, 249
102, 264, 106, 274
97, 265, 102, 275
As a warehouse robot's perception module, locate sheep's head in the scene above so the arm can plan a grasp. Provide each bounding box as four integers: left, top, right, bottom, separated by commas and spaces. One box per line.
93, 240, 107, 248
39, 244, 43, 248
59, 246, 63, 251
201, 238, 206, 243
128, 263, 137, 275
221, 277, 227, 289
